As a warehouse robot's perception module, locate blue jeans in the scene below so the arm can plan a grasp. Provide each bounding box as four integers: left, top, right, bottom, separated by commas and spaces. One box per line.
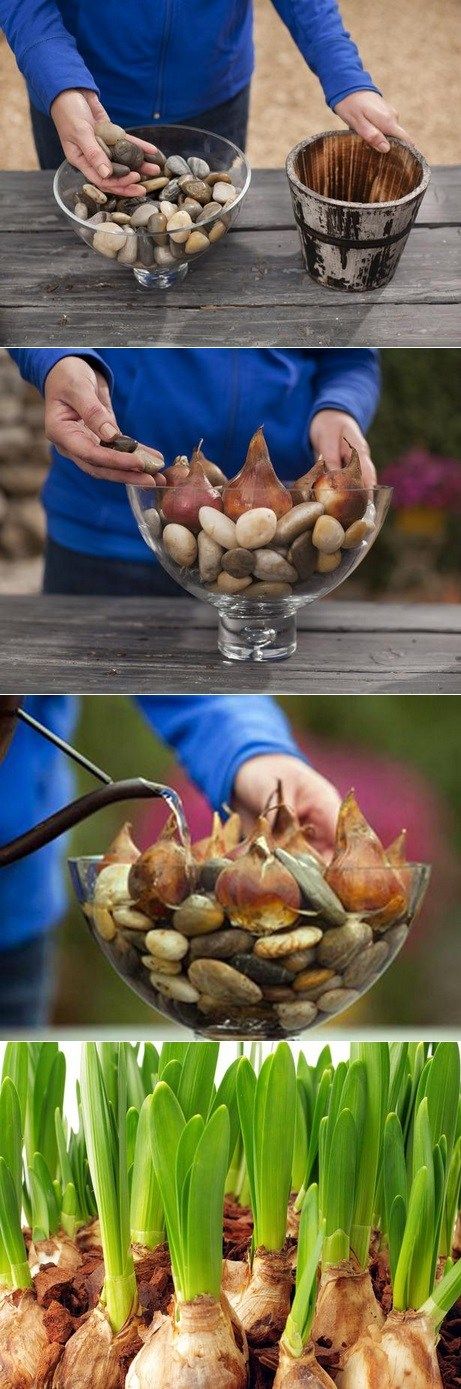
44, 537, 185, 596
0, 934, 56, 1028
30, 84, 250, 169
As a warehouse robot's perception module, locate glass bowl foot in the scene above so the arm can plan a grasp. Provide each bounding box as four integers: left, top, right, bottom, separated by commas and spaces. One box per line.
218, 609, 297, 661
133, 263, 189, 289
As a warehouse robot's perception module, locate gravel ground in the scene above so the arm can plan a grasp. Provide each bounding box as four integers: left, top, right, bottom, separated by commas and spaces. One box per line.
0, 0, 460, 170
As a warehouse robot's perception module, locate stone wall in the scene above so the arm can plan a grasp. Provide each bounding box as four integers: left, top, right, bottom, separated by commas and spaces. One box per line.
0, 350, 48, 560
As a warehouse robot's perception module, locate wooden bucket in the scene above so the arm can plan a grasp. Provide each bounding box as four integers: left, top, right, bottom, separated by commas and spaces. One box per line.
286, 131, 430, 291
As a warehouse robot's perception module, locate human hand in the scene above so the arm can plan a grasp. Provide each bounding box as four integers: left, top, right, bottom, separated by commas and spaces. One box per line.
50, 90, 160, 196
232, 753, 341, 860
309, 410, 376, 487
334, 90, 410, 154
44, 357, 163, 484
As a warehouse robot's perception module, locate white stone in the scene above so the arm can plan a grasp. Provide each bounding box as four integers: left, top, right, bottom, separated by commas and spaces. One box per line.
235, 508, 277, 550
199, 507, 237, 549
163, 522, 198, 567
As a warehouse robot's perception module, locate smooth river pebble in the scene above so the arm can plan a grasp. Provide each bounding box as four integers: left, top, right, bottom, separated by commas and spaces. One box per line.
254, 925, 323, 958
275, 501, 324, 545
199, 507, 237, 549
312, 515, 345, 553
235, 508, 277, 550
163, 523, 197, 567
188, 958, 262, 1003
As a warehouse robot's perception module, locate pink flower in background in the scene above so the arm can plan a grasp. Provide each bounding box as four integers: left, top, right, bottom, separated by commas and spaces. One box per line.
381, 449, 461, 509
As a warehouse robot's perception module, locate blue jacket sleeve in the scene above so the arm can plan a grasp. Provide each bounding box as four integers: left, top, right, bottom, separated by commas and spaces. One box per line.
0, 0, 99, 114
136, 696, 307, 811
270, 0, 380, 108
308, 349, 381, 434
9, 350, 114, 395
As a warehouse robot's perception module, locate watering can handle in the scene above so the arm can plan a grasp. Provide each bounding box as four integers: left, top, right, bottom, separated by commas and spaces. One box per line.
0, 778, 181, 866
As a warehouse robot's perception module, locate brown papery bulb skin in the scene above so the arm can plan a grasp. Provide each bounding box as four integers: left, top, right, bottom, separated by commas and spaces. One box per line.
337, 1332, 391, 1389
232, 1247, 293, 1348
193, 811, 242, 863
268, 781, 325, 866
163, 456, 190, 487
378, 1311, 443, 1389
126, 1295, 248, 1389
313, 445, 368, 529
0, 1291, 58, 1389
128, 839, 196, 919
100, 822, 140, 871
313, 1261, 384, 1371
190, 442, 228, 488
275, 1340, 338, 1389
325, 791, 408, 921
222, 428, 293, 520
290, 457, 326, 504
52, 1305, 134, 1389
161, 453, 223, 534
215, 838, 301, 932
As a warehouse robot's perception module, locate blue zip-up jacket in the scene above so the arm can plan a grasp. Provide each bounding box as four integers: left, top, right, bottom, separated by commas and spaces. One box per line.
0, 695, 305, 948
0, 0, 379, 125
11, 350, 380, 562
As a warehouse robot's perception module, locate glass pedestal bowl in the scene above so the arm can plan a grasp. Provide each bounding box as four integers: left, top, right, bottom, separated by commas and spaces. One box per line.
69, 857, 430, 1040
53, 124, 251, 289
128, 481, 392, 660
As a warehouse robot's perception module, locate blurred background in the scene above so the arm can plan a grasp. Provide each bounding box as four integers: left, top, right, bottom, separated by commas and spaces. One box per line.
0, 348, 460, 601
1, 0, 460, 168
19, 691, 459, 1033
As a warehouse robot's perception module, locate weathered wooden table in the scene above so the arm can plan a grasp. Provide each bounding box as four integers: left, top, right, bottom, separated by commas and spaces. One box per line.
0, 597, 459, 693
0, 168, 459, 346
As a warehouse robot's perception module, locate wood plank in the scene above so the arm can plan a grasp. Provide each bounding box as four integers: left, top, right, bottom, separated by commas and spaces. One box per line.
0, 598, 459, 694
0, 224, 459, 348
2, 226, 458, 307
3, 301, 460, 348
0, 168, 459, 233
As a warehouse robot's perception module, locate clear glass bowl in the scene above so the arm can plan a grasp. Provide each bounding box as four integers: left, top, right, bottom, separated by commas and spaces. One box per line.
128, 481, 392, 660
53, 124, 251, 289
69, 857, 431, 1040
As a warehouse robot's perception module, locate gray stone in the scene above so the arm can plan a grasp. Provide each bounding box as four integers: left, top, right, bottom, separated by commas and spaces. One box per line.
317, 919, 373, 970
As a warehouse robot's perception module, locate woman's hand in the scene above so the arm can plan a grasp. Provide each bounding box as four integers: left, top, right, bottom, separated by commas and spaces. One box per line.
309, 410, 376, 487
50, 89, 160, 196
44, 357, 163, 484
233, 754, 341, 861
334, 91, 410, 154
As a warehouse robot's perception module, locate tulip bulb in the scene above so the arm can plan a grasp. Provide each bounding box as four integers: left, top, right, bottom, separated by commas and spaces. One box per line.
161, 452, 223, 534
274, 1340, 338, 1389
100, 821, 140, 870
0, 1291, 54, 1389
232, 1247, 293, 1347
339, 1311, 444, 1389
128, 816, 196, 918
163, 456, 190, 486
193, 811, 242, 862
222, 428, 293, 520
313, 1261, 384, 1371
325, 791, 408, 923
52, 1305, 136, 1389
126, 1295, 248, 1389
267, 781, 326, 865
291, 457, 326, 504
312, 444, 369, 529
191, 441, 228, 488
215, 832, 301, 934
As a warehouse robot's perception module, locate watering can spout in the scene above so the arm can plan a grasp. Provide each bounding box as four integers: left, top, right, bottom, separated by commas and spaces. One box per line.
0, 697, 189, 866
